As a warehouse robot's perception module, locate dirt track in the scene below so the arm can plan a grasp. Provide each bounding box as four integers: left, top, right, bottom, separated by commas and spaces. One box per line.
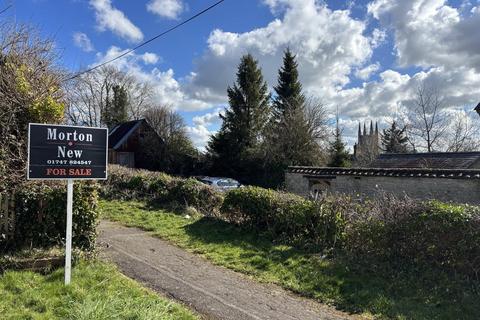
98, 221, 363, 320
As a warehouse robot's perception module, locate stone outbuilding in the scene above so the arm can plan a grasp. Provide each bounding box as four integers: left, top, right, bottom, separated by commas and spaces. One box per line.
286, 152, 480, 204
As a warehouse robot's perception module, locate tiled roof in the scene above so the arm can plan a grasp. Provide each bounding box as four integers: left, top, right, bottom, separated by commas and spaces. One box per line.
108, 120, 144, 149
369, 152, 480, 169
287, 166, 480, 180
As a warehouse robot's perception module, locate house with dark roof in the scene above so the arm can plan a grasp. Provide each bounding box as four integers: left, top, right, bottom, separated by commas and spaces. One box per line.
108, 119, 163, 168
286, 152, 480, 204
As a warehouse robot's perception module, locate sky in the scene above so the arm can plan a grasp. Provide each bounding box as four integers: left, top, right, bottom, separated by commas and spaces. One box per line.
6, 0, 480, 150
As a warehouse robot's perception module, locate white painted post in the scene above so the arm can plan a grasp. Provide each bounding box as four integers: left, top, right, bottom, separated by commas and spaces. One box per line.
65, 179, 74, 285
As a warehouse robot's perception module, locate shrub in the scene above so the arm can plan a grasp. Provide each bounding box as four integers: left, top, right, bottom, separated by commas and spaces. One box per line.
103, 166, 480, 278
12, 181, 99, 251
168, 178, 223, 216
148, 172, 174, 201
222, 187, 480, 278
102, 165, 152, 199
221, 186, 347, 250
104, 165, 222, 216
343, 196, 480, 278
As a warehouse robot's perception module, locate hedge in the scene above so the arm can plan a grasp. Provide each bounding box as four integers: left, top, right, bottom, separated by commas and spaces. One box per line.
103, 165, 223, 216
343, 197, 480, 277
103, 166, 480, 279
221, 186, 480, 279
1, 181, 99, 253
220, 186, 346, 250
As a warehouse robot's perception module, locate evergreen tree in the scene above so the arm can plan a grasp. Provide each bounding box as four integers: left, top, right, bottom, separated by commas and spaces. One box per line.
207, 54, 270, 182
273, 48, 305, 117
381, 121, 409, 153
265, 49, 324, 186
328, 116, 350, 167
103, 84, 129, 129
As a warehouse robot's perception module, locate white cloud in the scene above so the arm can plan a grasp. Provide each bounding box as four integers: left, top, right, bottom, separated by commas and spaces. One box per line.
185, 124, 215, 151
95, 46, 211, 112
185, 0, 373, 105
367, 0, 480, 72
73, 32, 94, 52
95, 46, 160, 67
141, 52, 160, 65
147, 0, 184, 20
176, 0, 383, 149
355, 62, 380, 80
334, 0, 480, 150
330, 66, 480, 142
87, 0, 381, 150
91, 0, 480, 151
90, 0, 144, 43
185, 107, 224, 150
192, 108, 223, 127
178, 0, 480, 149
371, 28, 387, 48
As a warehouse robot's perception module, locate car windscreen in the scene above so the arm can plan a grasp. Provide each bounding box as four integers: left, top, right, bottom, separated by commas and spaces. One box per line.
217, 180, 239, 187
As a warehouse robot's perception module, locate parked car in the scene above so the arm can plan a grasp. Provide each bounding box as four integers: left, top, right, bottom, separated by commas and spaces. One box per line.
197, 177, 241, 191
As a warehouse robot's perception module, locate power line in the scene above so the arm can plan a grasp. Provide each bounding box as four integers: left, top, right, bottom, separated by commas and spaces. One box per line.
0, 4, 12, 15
66, 0, 226, 82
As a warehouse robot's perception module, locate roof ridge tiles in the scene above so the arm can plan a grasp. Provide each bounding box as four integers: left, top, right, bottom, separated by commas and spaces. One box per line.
287, 166, 480, 179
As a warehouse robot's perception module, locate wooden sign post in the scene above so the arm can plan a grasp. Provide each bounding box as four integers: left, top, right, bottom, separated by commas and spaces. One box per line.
27, 123, 108, 285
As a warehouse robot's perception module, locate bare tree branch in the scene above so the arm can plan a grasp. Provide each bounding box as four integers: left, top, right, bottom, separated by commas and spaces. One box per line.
66, 65, 153, 126
407, 82, 449, 152
445, 112, 480, 152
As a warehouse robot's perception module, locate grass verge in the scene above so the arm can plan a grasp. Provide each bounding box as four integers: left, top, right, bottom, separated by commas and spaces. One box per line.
0, 259, 198, 320
100, 199, 480, 320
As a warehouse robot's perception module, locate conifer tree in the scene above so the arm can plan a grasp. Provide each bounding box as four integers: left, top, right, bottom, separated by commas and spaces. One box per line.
103, 84, 129, 129
273, 48, 305, 117
265, 49, 324, 186
381, 121, 409, 153
328, 115, 350, 167
207, 54, 270, 181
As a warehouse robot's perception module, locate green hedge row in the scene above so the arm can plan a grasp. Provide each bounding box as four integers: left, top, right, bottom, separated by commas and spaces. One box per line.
1, 181, 99, 252
103, 165, 223, 216
104, 166, 480, 279
222, 186, 480, 278
221, 187, 345, 250
344, 198, 480, 276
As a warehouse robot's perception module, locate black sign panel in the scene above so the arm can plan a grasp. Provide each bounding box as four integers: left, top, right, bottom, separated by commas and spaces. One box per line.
27, 123, 108, 180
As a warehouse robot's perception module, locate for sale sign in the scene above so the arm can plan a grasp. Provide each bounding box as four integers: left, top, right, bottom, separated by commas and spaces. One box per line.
27, 123, 108, 180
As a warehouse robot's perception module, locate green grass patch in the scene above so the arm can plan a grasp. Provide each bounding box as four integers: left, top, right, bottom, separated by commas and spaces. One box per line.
100, 200, 480, 320
0, 260, 198, 320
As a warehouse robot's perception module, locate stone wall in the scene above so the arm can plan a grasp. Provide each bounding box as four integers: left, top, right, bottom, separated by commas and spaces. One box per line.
285, 172, 480, 204
285, 172, 310, 196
